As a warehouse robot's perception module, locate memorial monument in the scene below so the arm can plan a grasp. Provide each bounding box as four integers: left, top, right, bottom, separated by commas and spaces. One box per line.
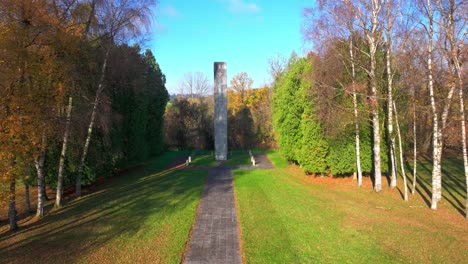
214, 62, 227, 160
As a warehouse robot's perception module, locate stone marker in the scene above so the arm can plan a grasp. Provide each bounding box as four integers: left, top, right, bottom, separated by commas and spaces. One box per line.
188, 156, 192, 163
214, 62, 227, 161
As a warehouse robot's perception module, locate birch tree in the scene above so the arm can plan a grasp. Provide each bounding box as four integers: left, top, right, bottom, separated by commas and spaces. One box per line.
75, 0, 156, 196
35, 133, 47, 218
394, 101, 408, 200
354, 0, 384, 192
55, 97, 73, 207
417, 0, 460, 209
383, 0, 399, 188
437, 0, 467, 216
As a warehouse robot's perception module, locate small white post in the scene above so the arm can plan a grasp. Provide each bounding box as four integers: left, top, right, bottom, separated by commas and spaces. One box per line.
188, 156, 192, 163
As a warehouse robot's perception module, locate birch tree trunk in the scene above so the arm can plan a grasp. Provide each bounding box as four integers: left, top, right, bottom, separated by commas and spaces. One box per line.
442, 0, 467, 218
35, 133, 47, 218
436, 78, 456, 203
9, 176, 17, 231
394, 101, 408, 201
76, 48, 110, 197
385, 1, 397, 188
458, 81, 468, 219
412, 103, 417, 195
349, 38, 363, 187
451, 48, 467, 219
424, 0, 442, 210
367, 0, 382, 192
56, 96, 73, 207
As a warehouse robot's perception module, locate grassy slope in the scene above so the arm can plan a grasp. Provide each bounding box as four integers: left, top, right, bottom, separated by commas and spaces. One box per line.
0, 152, 207, 264
190, 150, 252, 167
234, 152, 468, 263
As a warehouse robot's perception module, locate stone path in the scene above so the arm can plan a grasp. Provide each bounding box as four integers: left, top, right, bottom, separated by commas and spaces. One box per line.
184, 168, 241, 264
184, 153, 274, 264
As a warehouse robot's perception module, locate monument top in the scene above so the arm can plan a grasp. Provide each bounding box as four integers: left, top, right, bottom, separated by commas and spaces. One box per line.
214, 62, 226, 70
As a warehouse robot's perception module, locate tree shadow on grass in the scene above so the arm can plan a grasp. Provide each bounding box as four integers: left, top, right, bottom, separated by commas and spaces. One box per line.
0, 160, 205, 263
408, 157, 466, 216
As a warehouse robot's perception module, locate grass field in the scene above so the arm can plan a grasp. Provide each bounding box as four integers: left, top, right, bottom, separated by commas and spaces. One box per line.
408, 156, 466, 215
0, 152, 207, 264
234, 151, 468, 263
1, 149, 467, 263
190, 149, 254, 167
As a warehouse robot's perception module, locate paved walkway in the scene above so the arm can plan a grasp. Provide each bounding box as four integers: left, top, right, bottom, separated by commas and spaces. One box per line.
184, 154, 274, 264
184, 168, 241, 264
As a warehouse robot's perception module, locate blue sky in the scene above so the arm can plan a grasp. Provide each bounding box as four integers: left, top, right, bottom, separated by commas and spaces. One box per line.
149, 0, 313, 94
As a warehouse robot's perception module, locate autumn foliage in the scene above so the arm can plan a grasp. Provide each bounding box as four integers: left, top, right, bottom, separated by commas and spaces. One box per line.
0, 0, 166, 230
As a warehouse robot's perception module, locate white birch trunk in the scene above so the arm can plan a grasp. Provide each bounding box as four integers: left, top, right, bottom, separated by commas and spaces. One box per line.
412, 103, 417, 195
424, 0, 441, 210
56, 96, 73, 207
368, 0, 382, 192
436, 79, 456, 203
76, 48, 110, 197
35, 133, 47, 218
349, 38, 363, 187
438, 1, 468, 218
452, 54, 467, 219
394, 101, 408, 201
385, 1, 397, 188
458, 81, 468, 219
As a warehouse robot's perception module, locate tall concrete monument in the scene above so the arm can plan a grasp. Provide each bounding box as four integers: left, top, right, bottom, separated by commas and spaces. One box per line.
214, 62, 227, 161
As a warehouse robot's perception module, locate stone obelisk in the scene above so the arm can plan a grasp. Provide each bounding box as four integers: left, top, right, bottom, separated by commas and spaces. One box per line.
214, 62, 227, 161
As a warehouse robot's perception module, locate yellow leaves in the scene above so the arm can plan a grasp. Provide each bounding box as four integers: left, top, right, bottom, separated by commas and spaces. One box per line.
228, 87, 270, 115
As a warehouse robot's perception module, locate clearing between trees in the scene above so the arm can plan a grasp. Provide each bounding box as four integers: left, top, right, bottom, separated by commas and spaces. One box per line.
0, 150, 466, 263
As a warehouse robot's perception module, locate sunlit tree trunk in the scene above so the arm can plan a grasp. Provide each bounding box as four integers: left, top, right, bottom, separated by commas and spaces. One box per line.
394, 101, 408, 201
437, 77, 456, 203
385, 0, 397, 188
349, 38, 363, 187
35, 133, 47, 218
56, 96, 73, 207
424, 0, 442, 210
442, 0, 468, 219
367, 0, 382, 192
451, 43, 467, 218
458, 79, 468, 219
9, 175, 17, 231
76, 48, 110, 197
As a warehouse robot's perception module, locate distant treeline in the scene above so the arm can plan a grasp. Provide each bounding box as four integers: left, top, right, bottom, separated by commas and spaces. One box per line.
164, 81, 275, 150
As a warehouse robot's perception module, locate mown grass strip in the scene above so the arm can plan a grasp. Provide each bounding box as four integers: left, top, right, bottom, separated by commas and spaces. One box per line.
234, 152, 468, 263
0, 152, 207, 264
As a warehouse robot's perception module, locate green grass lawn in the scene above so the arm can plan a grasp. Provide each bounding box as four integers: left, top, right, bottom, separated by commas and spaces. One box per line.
190, 149, 253, 167
0, 152, 207, 264
405, 156, 466, 215
234, 151, 468, 263
265, 149, 289, 168
190, 151, 218, 166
